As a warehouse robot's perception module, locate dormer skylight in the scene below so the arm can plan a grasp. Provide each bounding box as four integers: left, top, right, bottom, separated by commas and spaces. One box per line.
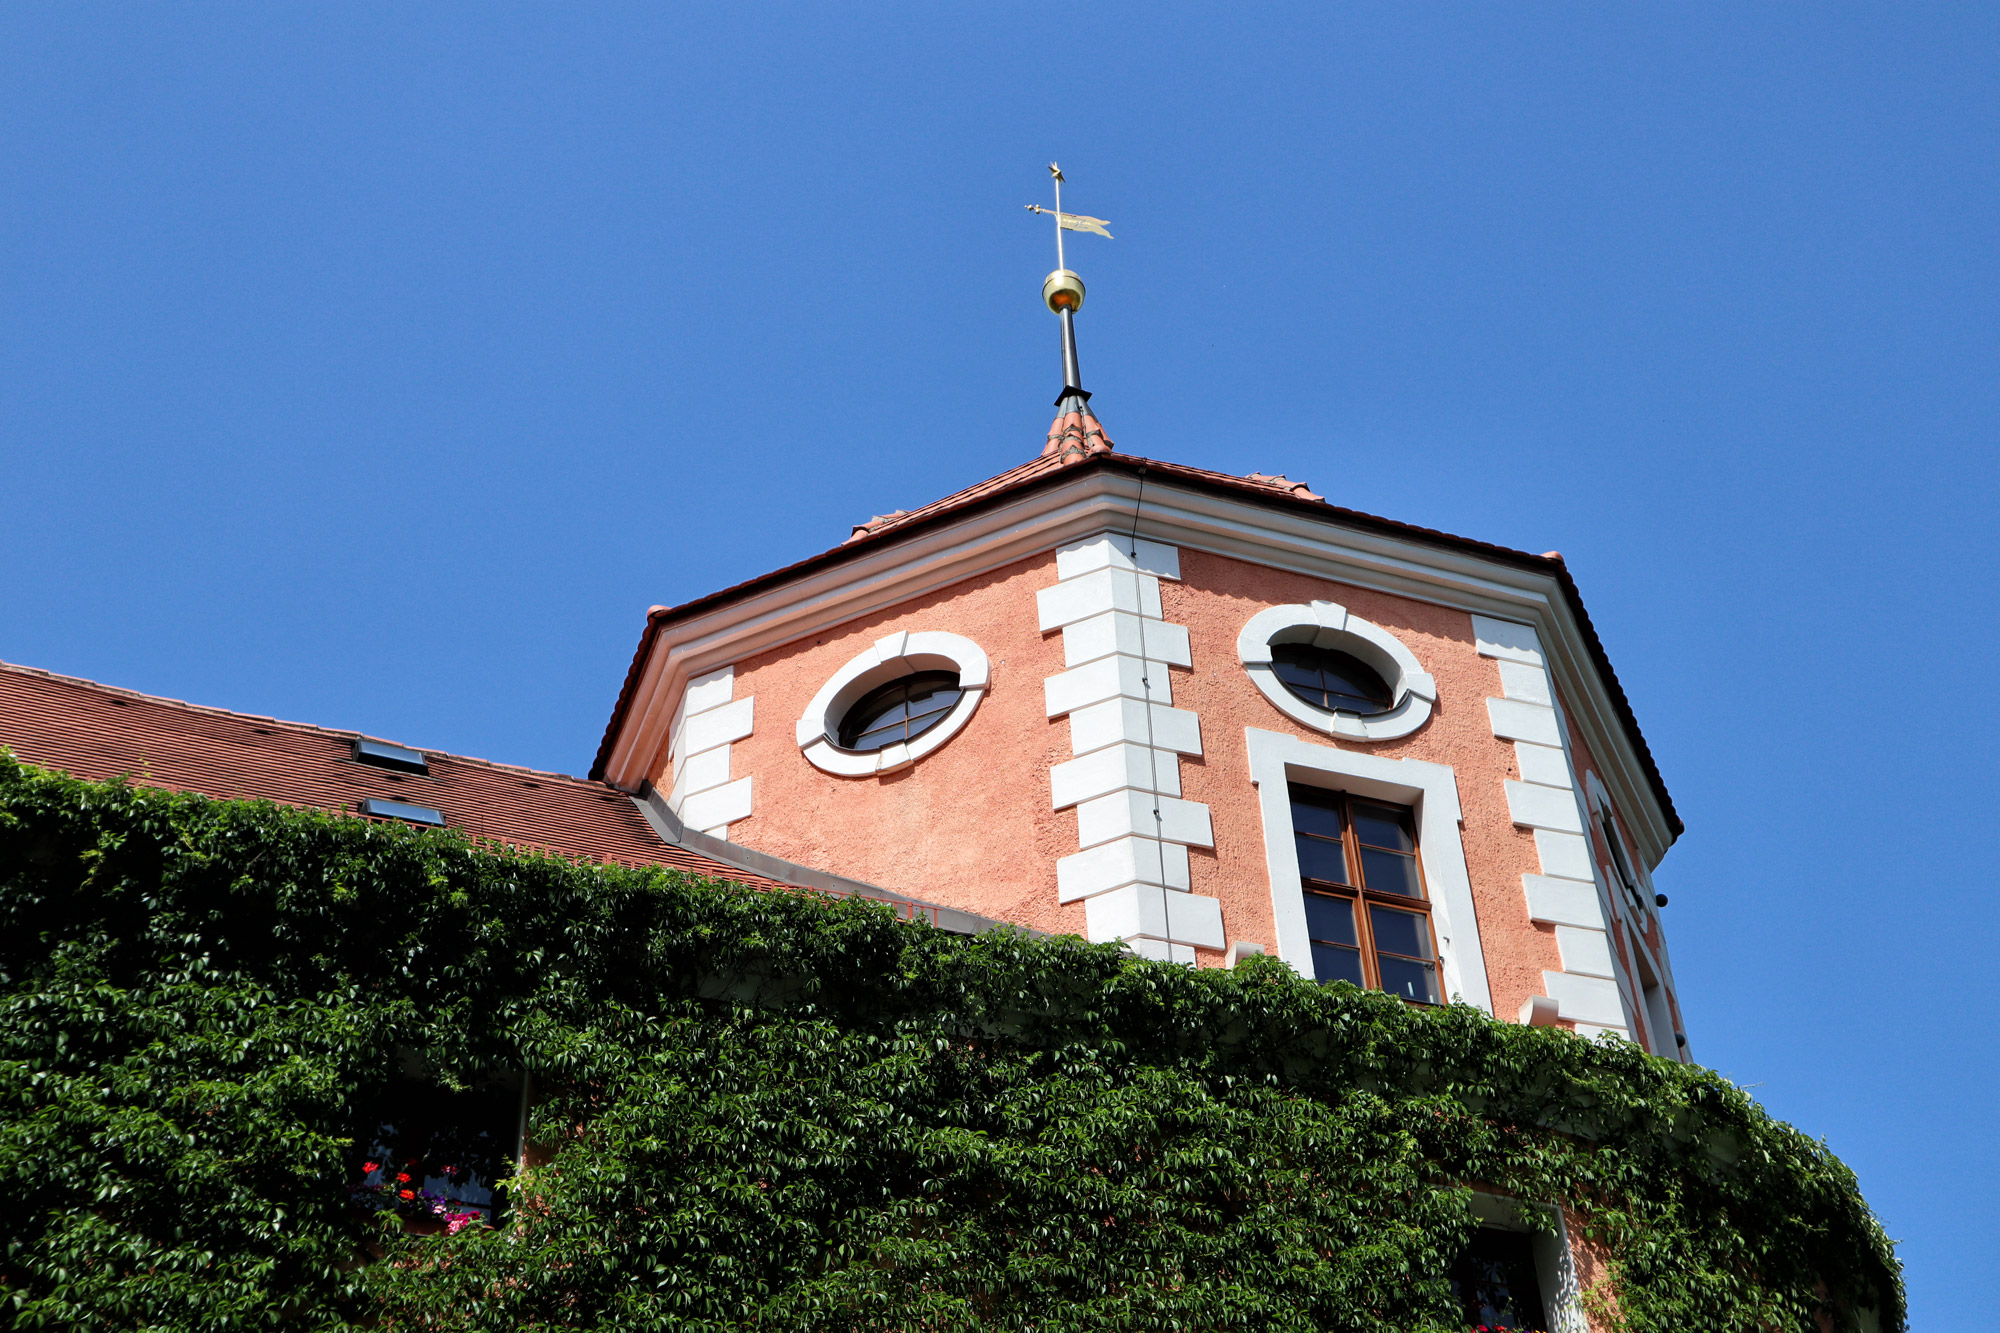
359, 798, 445, 826
354, 738, 429, 775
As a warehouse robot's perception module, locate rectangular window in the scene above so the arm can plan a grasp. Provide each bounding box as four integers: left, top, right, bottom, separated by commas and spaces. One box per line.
1290, 785, 1439, 1003
1452, 1227, 1550, 1331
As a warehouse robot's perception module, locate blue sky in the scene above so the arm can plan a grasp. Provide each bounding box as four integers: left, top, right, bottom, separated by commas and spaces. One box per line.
3, 5, 1994, 1323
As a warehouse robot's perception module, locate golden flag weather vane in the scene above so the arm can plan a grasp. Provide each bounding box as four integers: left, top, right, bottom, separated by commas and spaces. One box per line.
1025, 204, 1114, 240
1026, 161, 1113, 278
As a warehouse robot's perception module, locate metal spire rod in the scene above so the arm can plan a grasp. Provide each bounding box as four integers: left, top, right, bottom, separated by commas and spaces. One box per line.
1059, 308, 1082, 395
1051, 164, 1079, 395
1051, 163, 1066, 272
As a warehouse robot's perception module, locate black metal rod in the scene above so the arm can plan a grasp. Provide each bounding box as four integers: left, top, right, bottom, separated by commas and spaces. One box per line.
1059, 307, 1082, 391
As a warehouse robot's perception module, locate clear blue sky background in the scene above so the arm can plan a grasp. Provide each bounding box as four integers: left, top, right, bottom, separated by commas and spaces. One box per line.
3, 6, 1993, 1323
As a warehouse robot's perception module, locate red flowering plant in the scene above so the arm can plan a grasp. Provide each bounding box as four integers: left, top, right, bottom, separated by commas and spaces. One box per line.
348, 1079, 517, 1236
350, 1156, 488, 1235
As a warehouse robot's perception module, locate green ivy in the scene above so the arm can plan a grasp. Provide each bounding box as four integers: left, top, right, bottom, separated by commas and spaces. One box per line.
0, 756, 1900, 1331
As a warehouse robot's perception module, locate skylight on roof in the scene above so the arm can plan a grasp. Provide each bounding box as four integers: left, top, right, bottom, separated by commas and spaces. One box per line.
359, 798, 445, 826
354, 739, 429, 774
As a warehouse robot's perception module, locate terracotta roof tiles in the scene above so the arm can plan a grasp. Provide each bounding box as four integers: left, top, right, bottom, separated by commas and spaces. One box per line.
0, 660, 783, 886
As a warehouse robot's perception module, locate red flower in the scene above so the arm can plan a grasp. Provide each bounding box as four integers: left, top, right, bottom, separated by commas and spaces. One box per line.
362, 1161, 380, 1174
395, 1172, 411, 1183
398, 1189, 414, 1200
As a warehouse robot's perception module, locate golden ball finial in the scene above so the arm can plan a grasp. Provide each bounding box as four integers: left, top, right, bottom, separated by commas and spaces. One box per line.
1043, 268, 1085, 314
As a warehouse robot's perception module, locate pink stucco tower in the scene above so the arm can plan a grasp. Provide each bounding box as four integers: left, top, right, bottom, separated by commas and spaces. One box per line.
591, 257, 1687, 1057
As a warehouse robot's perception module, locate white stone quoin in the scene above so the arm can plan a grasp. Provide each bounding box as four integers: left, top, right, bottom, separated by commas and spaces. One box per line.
1038, 534, 1219, 963
666, 665, 754, 839
1472, 615, 1635, 1038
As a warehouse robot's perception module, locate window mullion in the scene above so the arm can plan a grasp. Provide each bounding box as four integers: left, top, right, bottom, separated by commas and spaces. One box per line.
1343, 797, 1383, 991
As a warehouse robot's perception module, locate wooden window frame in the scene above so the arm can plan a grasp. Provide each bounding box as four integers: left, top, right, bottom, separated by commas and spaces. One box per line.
1289, 783, 1443, 1003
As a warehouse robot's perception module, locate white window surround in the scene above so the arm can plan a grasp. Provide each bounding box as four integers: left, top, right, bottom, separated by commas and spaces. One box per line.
1237, 601, 1438, 742
795, 630, 990, 777
1466, 1192, 1588, 1333
1244, 726, 1493, 1015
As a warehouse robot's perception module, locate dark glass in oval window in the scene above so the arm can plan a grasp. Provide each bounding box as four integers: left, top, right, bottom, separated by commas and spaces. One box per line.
1268, 643, 1395, 715
837, 671, 963, 752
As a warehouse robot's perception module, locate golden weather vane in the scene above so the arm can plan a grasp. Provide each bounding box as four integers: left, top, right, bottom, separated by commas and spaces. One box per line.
1025, 163, 1111, 400
1025, 162, 1114, 270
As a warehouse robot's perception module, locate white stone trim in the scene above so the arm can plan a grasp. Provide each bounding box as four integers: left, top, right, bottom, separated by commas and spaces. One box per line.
1077, 791, 1214, 849
1051, 742, 1181, 807
1036, 567, 1163, 630
1473, 615, 1636, 1038
1057, 836, 1191, 902
1541, 972, 1626, 1028
1244, 726, 1493, 1015
665, 666, 754, 839
1552, 925, 1616, 978
797, 631, 990, 777
1043, 534, 1217, 963
1055, 534, 1182, 581
1044, 654, 1172, 716
1236, 601, 1436, 741
1062, 611, 1191, 670
1069, 697, 1203, 757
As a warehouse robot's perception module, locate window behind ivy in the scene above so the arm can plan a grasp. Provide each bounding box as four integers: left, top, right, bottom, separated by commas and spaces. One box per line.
1451, 1227, 1549, 1332
351, 1076, 520, 1233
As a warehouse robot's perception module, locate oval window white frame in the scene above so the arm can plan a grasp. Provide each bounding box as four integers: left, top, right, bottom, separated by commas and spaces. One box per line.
1236, 601, 1436, 741
795, 630, 990, 776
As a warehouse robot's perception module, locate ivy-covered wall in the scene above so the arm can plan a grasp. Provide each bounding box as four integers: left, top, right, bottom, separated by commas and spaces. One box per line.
0, 756, 1900, 1331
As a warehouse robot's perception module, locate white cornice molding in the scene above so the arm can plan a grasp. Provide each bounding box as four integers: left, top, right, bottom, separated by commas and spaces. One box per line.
603, 470, 1675, 865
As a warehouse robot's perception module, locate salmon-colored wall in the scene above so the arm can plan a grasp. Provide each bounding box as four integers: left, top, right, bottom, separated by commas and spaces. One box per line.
704, 551, 1089, 934
696, 540, 1594, 1019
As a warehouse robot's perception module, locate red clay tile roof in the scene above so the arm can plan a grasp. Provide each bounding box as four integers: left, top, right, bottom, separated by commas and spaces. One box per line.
1043, 393, 1115, 462
0, 659, 783, 886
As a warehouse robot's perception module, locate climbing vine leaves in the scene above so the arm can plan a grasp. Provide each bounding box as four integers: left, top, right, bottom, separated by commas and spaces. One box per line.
0, 757, 1900, 1331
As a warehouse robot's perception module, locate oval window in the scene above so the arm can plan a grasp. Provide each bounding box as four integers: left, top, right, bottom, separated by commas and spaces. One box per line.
1270, 644, 1393, 716
837, 671, 964, 752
